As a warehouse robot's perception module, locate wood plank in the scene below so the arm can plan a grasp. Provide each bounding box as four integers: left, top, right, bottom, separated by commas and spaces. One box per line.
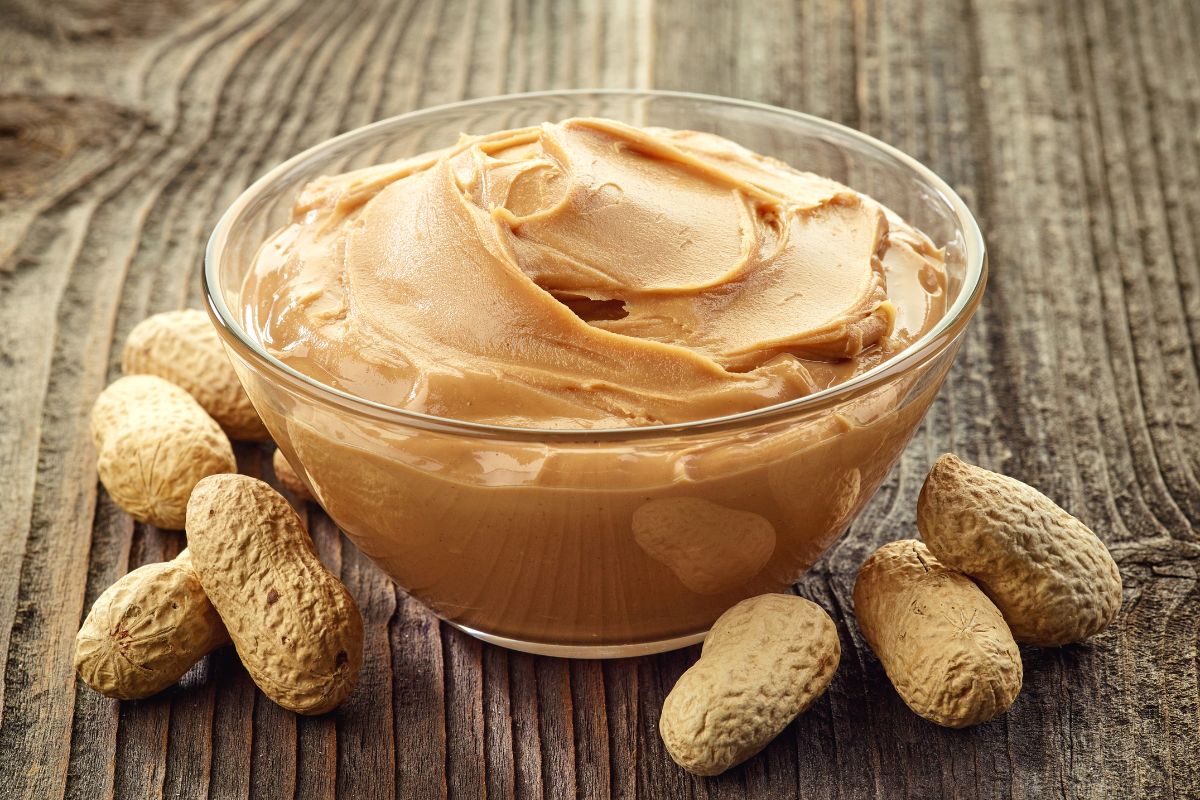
0, 0, 1197, 797
335, 539, 398, 800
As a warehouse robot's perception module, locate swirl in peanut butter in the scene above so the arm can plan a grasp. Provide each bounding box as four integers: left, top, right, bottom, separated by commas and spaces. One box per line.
243, 118, 946, 428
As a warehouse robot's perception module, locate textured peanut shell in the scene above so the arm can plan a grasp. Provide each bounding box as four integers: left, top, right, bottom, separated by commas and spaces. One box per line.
74, 550, 229, 699
918, 454, 1123, 646
853, 539, 1022, 727
186, 474, 363, 714
91, 375, 237, 529
660, 593, 840, 775
273, 449, 313, 502
122, 309, 270, 441
633, 497, 776, 594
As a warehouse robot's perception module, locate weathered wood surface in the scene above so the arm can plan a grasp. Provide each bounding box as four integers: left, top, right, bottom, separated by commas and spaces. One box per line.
1, 0, 1197, 797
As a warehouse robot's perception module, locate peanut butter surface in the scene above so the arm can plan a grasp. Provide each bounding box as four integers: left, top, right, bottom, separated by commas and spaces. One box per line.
244, 118, 945, 428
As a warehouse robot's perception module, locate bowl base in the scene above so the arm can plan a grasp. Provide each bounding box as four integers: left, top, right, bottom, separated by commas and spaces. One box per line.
447, 621, 706, 659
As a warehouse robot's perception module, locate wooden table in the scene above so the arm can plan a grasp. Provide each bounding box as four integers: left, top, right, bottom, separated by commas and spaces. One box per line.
3, 1, 1198, 797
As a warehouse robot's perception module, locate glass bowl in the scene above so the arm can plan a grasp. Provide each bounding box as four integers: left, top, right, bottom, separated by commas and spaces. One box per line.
204, 90, 986, 658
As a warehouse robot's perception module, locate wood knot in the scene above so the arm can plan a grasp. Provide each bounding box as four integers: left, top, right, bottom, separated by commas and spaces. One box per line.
0, 94, 136, 201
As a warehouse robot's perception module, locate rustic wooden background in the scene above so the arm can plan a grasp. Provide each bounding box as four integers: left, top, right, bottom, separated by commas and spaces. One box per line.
2, 0, 1198, 797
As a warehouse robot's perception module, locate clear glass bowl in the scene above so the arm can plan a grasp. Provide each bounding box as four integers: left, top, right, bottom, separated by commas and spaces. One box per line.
205, 90, 986, 658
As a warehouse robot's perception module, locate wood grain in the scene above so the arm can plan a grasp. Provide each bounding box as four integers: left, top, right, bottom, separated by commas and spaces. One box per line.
1, 0, 1197, 797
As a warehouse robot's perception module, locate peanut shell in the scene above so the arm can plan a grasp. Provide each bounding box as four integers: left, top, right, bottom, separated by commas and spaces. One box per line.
659, 593, 840, 775
918, 453, 1122, 646
74, 550, 229, 699
186, 474, 362, 714
91, 374, 236, 529
853, 539, 1022, 727
122, 309, 269, 441
633, 497, 775, 594
273, 448, 313, 502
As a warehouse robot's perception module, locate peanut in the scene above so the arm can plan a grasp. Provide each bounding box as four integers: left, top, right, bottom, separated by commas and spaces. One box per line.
659, 594, 840, 775
74, 550, 229, 699
273, 448, 313, 502
91, 375, 236, 529
633, 497, 775, 594
917, 454, 1122, 646
122, 309, 269, 441
186, 474, 362, 714
853, 539, 1022, 727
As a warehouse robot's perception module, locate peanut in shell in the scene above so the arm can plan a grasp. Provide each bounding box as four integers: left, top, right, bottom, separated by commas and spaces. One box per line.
273, 448, 313, 502
917, 453, 1122, 646
186, 474, 363, 715
659, 593, 840, 775
122, 309, 269, 441
853, 539, 1022, 727
632, 497, 775, 594
74, 550, 229, 699
91, 374, 236, 529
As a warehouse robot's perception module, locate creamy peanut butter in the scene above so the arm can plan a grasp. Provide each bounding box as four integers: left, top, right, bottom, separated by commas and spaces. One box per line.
237, 118, 955, 650
243, 118, 945, 428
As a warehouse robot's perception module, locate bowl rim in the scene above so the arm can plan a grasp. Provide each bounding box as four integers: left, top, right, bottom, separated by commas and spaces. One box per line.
204, 88, 987, 443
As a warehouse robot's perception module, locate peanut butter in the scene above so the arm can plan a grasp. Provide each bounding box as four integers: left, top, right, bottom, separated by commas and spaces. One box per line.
237, 118, 953, 651
243, 118, 945, 428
